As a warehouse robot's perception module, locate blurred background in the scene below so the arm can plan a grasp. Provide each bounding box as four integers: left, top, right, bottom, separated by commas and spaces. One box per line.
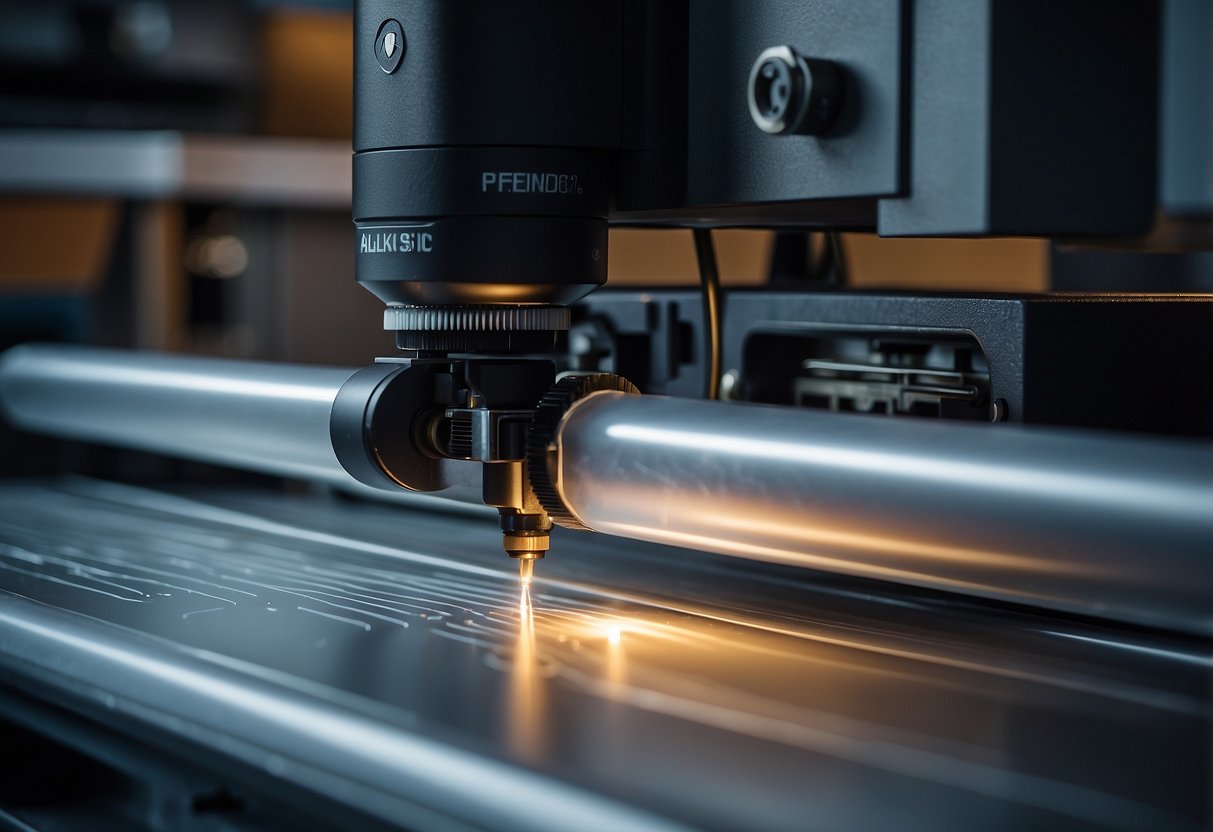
0, 0, 1210, 471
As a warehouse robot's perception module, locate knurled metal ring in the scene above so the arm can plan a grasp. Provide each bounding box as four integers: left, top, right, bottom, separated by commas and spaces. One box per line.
526, 373, 640, 531
384, 305, 571, 332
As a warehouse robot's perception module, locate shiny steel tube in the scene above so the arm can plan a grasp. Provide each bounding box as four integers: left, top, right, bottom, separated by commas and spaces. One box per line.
554, 393, 1213, 634
3, 345, 1211, 632
0, 343, 357, 485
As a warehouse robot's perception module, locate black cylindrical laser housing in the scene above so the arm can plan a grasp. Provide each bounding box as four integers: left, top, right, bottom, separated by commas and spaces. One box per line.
354, 1, 622, 352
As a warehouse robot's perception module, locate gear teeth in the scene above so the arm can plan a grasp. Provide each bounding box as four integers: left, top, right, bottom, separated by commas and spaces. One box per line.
384, 305, 571, 332
446, 411, 474, 458
526, 373, 640, 531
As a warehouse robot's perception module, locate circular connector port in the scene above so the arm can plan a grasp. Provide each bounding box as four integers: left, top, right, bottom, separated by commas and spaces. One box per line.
748, 46, 844, 136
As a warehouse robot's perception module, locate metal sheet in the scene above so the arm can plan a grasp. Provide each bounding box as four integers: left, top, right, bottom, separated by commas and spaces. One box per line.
0, 479, 1208, 831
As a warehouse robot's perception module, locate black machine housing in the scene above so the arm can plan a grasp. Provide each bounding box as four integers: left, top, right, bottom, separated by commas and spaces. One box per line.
352, 0, 1162, 349
339, 0, 1202, 554
564, 289, 1213, 438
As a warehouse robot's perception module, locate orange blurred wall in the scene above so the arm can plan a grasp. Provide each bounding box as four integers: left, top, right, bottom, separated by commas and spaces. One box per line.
607, 229, 1047, 291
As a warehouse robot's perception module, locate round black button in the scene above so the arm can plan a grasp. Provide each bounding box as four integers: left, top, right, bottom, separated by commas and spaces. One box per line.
374, 19, 405, 74
747, 45, 844, 136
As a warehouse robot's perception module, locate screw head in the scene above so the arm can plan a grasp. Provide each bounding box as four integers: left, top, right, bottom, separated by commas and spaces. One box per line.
748, 45, 844, 136
375, 19, 405, 74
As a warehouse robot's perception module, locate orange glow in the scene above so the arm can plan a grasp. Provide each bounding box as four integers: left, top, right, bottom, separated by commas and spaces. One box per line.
592, 520, 1095, 607
506, 585, 546, 763
605, 624, 627, 693
684, 506, 1089, 574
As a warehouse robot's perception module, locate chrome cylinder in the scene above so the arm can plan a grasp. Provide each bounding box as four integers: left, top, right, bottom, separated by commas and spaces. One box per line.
0, 344, 356, 485
553, 393, 1213, 634
4, 345, 1210, 632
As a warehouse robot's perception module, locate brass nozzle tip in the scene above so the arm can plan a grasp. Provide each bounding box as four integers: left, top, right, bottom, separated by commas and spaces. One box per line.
506, 534, 546, 584
504, 533, 548, 558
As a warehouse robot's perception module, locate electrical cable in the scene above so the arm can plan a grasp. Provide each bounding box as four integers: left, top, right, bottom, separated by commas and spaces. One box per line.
692, 228, 722, 400
825, 230, 848, 284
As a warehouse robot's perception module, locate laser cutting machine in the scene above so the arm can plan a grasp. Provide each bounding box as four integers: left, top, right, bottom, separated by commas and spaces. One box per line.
0, 2, 1210, 831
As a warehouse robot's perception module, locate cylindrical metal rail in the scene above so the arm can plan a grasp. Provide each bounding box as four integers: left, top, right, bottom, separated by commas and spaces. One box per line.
0, 344, 356, 486
554, 393, 1213, 634
1, 344, 1210, 633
